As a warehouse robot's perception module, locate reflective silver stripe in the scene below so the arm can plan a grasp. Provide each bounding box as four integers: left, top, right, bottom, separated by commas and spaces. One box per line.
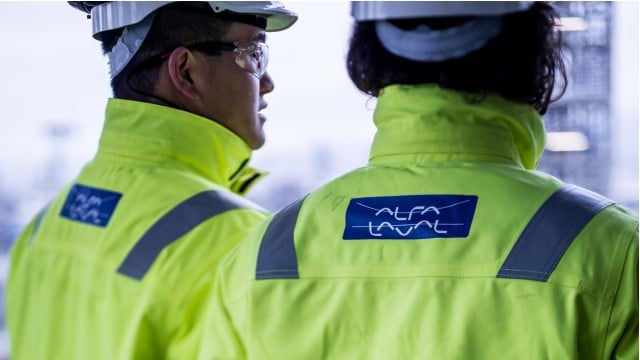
118, 190, 260, 280
497, 185, 614, 282
256, 197, 306, 280
28, 203, 51, 246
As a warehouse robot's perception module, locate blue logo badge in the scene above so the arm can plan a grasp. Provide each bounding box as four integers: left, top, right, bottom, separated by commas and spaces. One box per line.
60, 184, 122, 227
343, 194, 478, 240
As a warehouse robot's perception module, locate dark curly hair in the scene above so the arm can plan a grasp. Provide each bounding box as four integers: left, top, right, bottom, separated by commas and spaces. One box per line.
346, 2, 567, 114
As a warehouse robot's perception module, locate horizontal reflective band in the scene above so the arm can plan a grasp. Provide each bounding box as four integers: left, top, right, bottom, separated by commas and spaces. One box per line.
256, 197, 306, 280
118, 190, 259, 280
497, 185, 614, 282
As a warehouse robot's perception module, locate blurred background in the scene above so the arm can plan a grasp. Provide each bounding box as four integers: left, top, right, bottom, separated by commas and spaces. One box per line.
0, 1, 637, 357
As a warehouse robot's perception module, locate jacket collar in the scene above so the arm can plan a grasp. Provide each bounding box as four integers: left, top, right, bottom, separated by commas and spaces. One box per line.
97, 98, 263, 193
370, 84, 546, 169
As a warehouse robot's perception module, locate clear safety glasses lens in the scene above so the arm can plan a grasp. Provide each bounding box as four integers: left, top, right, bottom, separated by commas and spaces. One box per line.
184, 40, 269, 78
233, 41, 269, 78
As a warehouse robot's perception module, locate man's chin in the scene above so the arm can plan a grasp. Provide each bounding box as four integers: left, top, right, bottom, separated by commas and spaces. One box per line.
247, 132, 266, 150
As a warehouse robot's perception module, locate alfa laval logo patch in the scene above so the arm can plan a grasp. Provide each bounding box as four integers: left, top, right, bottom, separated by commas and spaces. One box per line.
343, 194, 478, 240
60, 184, 122, 227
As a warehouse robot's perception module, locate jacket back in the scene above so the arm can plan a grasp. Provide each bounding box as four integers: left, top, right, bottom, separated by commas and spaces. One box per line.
7, 99, 268, 359
203, 85, 638, 359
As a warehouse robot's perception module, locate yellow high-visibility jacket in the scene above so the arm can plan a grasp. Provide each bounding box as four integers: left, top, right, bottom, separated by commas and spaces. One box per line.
201, 85, 638, 360
7, 99, 268, 359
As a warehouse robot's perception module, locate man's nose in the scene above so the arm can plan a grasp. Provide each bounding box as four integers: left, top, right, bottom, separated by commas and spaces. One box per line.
260, 72, 274, 94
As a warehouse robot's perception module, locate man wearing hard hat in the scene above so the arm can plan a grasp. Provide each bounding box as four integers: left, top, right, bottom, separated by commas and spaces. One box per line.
200, 2, 638, 359
6, 2, 296, 359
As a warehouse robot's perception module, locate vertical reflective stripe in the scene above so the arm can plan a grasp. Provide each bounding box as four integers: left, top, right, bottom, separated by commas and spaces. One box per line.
497, 185, 614, 282
118, 190, 259, 280
256, 197, 306, 280
28, 203, 51, 246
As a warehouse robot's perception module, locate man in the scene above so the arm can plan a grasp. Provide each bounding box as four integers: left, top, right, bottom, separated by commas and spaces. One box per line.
200, 2, 638, 359
6, 2, 296, 359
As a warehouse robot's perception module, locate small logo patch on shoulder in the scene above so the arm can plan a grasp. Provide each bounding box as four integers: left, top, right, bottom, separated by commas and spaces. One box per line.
60, 184, 123, 227
343, 194, 477, 240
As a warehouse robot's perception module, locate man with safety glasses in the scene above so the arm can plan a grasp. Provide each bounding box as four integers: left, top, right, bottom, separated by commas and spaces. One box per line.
6, 2, 296, 359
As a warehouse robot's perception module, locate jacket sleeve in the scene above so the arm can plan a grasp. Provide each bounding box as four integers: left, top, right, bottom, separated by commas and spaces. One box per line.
6, 211, 45, 356
166, 271, 218, 360
168, 211, 268, 360
197, 260, 248, 359
197, 220, 271, 360
610, 224, 638, 360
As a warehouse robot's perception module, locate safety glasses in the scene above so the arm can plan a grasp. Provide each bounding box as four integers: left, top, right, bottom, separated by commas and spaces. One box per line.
187, 40, 269, 78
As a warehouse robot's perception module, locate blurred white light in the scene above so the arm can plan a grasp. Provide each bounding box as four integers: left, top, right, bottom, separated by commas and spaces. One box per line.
558, 17, 589, 31
546, 131, 590, 152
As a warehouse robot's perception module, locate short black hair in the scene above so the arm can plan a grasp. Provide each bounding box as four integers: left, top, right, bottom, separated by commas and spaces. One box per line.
346, 2, 567, 114
99, 2, 231, 100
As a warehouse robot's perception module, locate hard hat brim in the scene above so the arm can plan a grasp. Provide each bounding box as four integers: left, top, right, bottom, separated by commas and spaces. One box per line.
90, 1, 297, 39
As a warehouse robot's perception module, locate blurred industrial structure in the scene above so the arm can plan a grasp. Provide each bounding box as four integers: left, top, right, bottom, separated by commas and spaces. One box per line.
539, 2, 615, 201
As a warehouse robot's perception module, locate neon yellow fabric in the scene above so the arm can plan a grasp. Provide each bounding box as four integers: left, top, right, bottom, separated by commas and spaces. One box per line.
7, 99, 268, 359
201, 85, 638, 359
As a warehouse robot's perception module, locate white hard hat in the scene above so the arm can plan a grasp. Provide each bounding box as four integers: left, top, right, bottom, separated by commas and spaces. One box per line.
350, 1, 534, 63
69, 1, 297, 78
352, 1, 533, 21
87, 1, 298, 38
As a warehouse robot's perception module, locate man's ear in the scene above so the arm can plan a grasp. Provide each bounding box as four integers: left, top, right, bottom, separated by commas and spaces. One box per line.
166, 47, 200, 100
